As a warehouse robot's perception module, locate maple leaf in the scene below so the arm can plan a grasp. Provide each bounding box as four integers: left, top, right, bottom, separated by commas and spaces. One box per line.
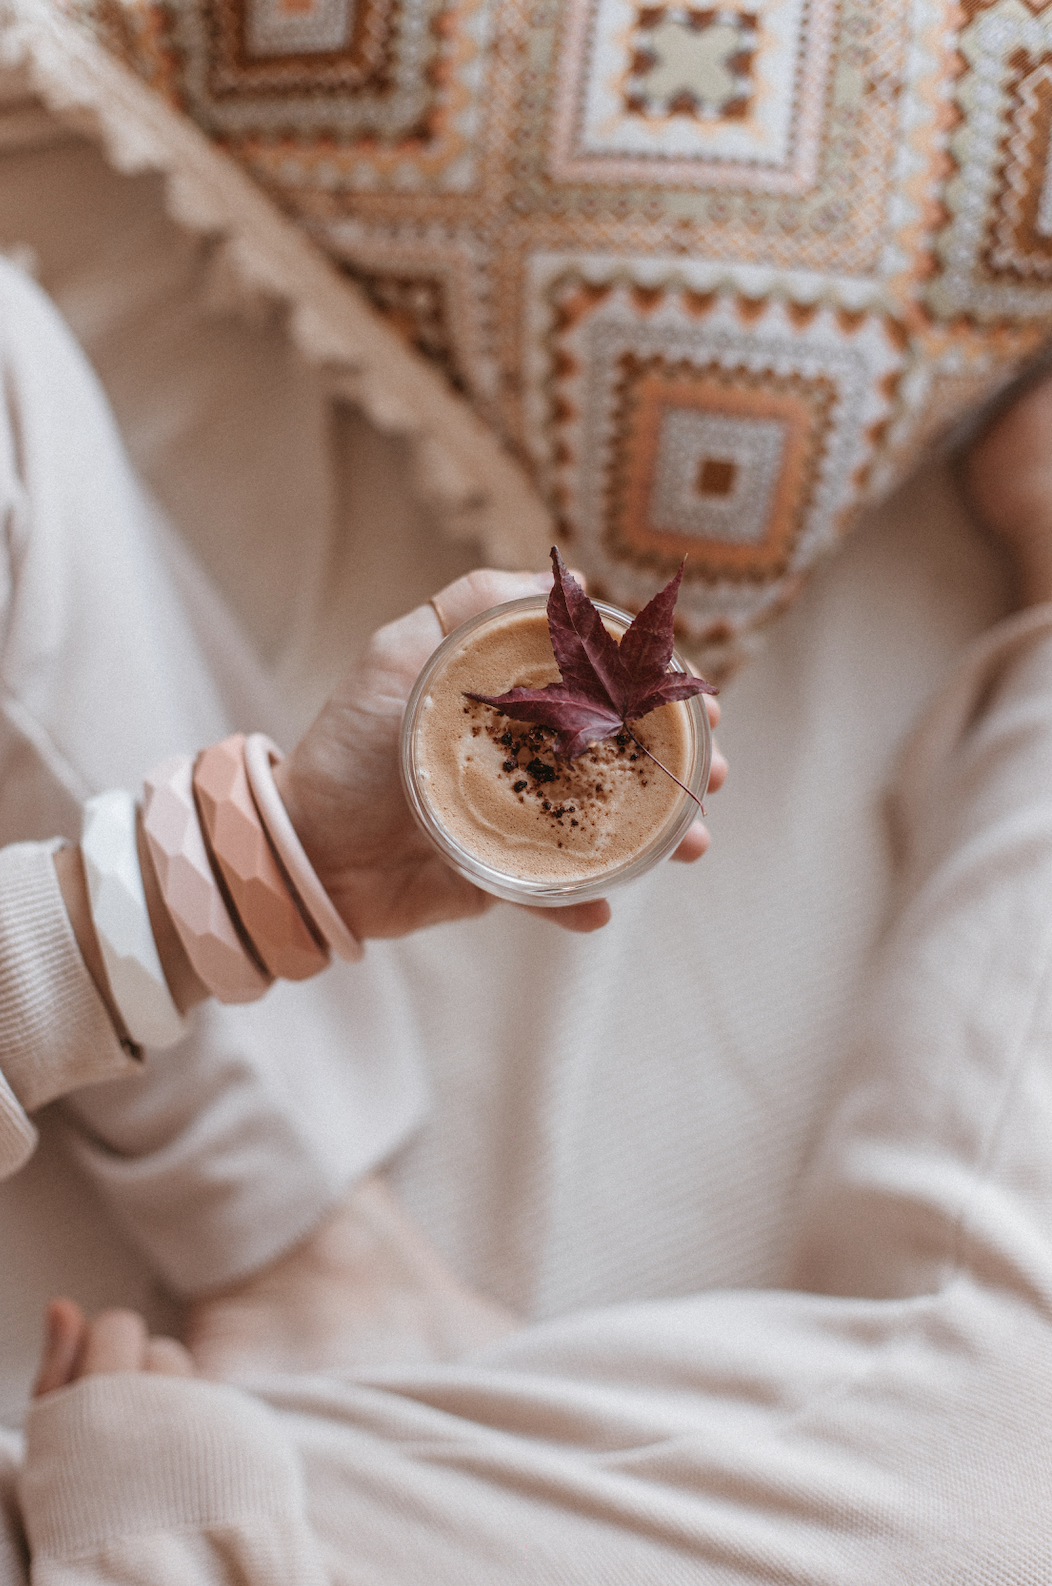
466, 548, 717, 804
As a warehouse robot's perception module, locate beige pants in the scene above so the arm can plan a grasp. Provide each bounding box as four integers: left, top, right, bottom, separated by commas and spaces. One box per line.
241, 601, 1052, 1581
0, 255, 427, 1293
13, 586, 1052, 1582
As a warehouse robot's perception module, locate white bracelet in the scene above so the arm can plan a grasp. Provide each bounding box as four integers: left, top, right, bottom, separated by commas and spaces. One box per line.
81, 789, 188, 1049
243, 734, 363, 963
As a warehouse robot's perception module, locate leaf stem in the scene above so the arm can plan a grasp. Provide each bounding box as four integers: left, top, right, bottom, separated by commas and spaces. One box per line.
625, 727, 706, 816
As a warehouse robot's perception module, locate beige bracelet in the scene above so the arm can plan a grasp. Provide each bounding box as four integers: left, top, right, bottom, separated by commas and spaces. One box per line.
142, 754, 272, 1004
194, 735, 330, 982
243, 734, 363, 963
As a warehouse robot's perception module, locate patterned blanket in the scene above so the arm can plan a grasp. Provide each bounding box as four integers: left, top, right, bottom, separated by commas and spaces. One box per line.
11, 0, 1052, 667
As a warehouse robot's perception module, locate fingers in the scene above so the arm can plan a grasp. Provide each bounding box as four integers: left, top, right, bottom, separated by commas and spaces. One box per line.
80, 1309, 149, 1376
33, 1297, 87, 1397
34, 1305, 199, 1395
423, 567, 553, 641
708, 741, 728, 794
143, 1336, 196, 1377
360, 568, 554, 689
520, 897, 612, 933
670, 821, 711, 863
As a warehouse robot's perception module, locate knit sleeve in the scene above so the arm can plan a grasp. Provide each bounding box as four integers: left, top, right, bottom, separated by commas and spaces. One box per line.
0, 1066, 35, 1180
19, 1375, 327, 1586
0, 842, 139, 1172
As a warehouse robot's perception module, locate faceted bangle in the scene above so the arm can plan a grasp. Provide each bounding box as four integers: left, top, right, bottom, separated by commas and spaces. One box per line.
142, 755, 272, 1004
193, 735, 330, 982
243, 733, 363, 963
80, 789, 188, 1049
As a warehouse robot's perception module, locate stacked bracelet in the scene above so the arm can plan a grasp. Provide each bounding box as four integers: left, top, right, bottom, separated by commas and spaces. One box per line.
142, 755, 272, 1005
244, 734, 363, 963
78, 734, 360, 1036
193, 735, 330, 982
81, 789, 188, 1049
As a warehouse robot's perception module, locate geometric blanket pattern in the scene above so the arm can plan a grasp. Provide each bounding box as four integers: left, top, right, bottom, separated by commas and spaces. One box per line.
64, 0, 1052, 667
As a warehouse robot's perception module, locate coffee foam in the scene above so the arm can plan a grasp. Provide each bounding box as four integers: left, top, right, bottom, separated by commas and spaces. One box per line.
414, 609, 693, 884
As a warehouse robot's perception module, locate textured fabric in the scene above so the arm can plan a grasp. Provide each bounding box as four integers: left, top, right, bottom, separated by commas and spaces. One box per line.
11, 606, 1052, 1582
3, 101, 1049, 1580
0, 1072, 32, 1183
20, 1376, 325, 1584
0, 249, 428, 1293
0, 121, 1015, 1416
0, 106, 482, 707
0, 843, 134, 1124
21, 1376, 311, 1556
0, 1425, 26, 1584
35, 0, 1052, 670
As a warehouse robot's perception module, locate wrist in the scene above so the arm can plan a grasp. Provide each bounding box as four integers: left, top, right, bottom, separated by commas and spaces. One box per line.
271, 757, 311, 857
271, 752, 351, 909
247, 735, 361, 961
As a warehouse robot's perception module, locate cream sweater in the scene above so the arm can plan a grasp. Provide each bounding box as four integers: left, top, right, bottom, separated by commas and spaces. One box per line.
4, 1375, 325, 1584
0, 843, 138, 1184
0, 839, 310, 1586
5, 613, 1052, 1584
0, 843, 314, 1586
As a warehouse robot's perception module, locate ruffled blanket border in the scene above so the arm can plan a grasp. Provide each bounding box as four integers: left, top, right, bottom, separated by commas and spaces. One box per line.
0, 0, 552, 569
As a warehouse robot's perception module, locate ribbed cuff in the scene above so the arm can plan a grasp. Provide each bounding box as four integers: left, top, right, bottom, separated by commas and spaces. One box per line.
0, 1067, 35, 1179
20, 1374, 304, 1561
0, 841, 139, 1112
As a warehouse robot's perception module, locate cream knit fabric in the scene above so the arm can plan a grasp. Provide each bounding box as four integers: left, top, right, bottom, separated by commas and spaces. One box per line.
0, 251, 428, 1298
20, 1375, 325, 1585
0, 1072, 32, 1180
0, 837, 139, 1185
9, 604, 1052, 1583
0, 842, 134, 1126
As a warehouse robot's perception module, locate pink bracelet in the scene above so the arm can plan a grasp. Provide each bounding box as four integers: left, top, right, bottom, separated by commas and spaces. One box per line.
142, 754, 272, 1003
194, 736, 330, 982
243, 733, 363, 963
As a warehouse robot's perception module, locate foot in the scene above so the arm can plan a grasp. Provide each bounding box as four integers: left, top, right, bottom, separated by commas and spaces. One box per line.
963, 369, 1052, 608
184, 1175, 517, 1382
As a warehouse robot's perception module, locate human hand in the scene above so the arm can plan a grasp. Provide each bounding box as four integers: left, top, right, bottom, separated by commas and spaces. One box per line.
32, 1298, 195, 1396
276, 569, 726, 941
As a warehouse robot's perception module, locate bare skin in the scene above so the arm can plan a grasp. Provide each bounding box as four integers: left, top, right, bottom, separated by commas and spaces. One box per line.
185, 1175, 518, 1382
33, 1297, 195, 1398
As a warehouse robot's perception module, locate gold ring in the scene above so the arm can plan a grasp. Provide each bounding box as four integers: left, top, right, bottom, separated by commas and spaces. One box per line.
428, 596, 451, 638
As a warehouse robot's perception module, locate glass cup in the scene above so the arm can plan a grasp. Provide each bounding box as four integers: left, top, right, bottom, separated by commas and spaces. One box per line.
400, 595, 712, 906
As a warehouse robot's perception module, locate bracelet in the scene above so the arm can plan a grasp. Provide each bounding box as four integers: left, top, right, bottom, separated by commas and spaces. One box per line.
194, 736, 330, 982
81, 790, 188, 1049
243, 733, 363, 963
142, 755, 272, 1004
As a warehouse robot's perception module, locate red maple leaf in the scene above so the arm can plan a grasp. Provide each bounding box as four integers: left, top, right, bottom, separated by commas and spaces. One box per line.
467, 548, 717, 804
